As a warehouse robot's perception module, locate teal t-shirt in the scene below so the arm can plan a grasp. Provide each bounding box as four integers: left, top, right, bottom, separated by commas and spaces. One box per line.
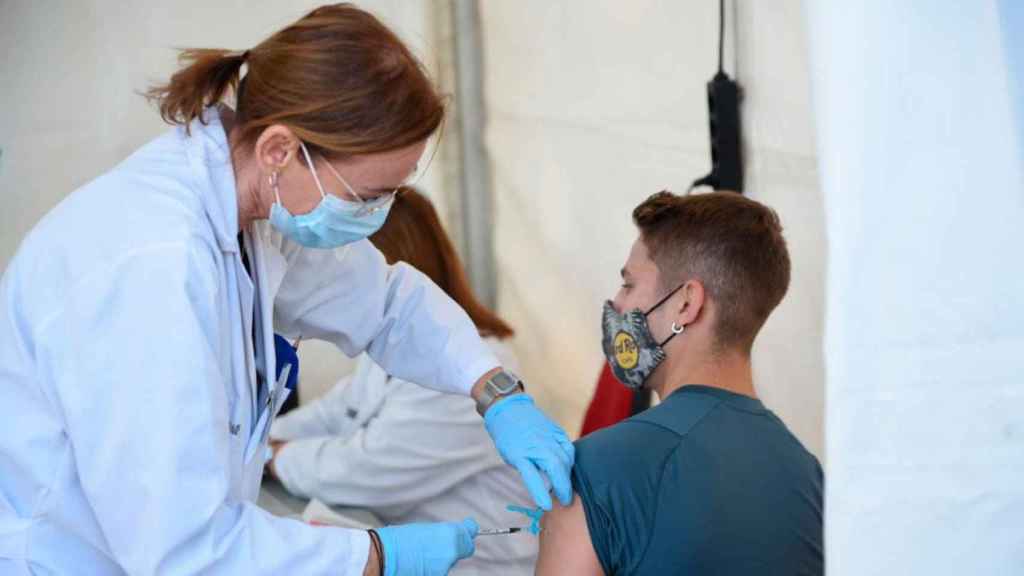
572, 385, 823, 576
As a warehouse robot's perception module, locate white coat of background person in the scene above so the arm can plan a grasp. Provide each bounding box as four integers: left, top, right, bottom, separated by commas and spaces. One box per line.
0, 5, 573, 576
267, 189, 539, 576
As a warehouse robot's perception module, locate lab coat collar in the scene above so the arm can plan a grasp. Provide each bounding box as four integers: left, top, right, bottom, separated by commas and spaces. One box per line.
248, 222, 289, 310
186, 108, 289, 299
185, 106, 241, 254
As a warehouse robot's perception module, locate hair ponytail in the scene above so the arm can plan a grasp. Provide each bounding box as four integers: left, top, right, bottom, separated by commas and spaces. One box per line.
143, 4, 445, 157
145, 49, 247, 132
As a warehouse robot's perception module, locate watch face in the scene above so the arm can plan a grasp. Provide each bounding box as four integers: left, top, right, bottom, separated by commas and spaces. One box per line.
491, 371, 522, 394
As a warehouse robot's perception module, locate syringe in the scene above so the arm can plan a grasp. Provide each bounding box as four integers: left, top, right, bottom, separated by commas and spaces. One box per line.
477, 527, 526, 536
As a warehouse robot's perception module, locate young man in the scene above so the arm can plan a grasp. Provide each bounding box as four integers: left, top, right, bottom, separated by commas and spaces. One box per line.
536, 191, 823, 575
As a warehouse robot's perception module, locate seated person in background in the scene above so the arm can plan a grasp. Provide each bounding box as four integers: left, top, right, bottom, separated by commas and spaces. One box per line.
267, 188, 536, 576
536, 191, 824, 576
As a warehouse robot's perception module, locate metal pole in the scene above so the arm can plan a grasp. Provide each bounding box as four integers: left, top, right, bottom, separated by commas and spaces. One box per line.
451, 0, 496, 308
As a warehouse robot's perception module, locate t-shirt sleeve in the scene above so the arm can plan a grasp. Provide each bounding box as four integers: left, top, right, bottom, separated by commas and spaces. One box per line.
572, 423, 671, 575
571, 441, 617, 575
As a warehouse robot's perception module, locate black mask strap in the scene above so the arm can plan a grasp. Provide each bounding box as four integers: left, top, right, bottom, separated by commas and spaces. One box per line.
647, 283, 687, 348
643, 283, 686, 316
658, 327, 683, 348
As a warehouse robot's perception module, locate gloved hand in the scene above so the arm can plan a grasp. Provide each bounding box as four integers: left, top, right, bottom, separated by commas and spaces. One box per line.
375, 518, 478, 576
483, 394, 575, 510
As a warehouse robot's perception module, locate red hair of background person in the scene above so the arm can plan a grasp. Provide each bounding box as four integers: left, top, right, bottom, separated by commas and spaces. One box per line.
580, 363, 636, 436
370, 188, 514, 339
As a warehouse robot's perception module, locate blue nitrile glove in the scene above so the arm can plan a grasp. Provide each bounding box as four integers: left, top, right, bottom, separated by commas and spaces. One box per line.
375, 518, 479, 576
483, 394, 575, 510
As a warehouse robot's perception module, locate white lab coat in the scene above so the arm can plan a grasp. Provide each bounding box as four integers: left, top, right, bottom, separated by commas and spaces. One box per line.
0, 107, 499, 575
270, 339, 537, 576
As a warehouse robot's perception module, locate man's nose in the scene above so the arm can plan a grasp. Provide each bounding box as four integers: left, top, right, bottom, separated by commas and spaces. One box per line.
611, 293, 625, 314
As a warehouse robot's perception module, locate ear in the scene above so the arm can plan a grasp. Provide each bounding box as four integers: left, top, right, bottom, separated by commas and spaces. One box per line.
675, 280, 706, 327
254, 124, 300, 174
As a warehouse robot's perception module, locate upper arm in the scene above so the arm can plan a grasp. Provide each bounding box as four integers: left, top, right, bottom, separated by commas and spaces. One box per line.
274, 239, 499, 396
535, 494, 605, 576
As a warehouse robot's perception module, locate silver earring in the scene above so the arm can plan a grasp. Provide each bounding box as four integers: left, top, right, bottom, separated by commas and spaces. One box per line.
671, 322, 685, 335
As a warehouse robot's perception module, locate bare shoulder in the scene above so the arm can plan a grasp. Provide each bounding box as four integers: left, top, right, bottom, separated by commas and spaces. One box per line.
534, 493, 604, 576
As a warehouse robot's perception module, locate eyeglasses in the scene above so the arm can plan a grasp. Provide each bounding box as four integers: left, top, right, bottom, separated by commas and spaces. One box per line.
318, 135, 440, 219
319, 160, 395, 218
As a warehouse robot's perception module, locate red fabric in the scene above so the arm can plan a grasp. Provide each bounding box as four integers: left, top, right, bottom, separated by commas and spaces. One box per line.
580, 363, 635, 436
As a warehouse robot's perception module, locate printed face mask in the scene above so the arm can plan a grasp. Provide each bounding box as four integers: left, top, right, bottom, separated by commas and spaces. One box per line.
601, 284, 685, 390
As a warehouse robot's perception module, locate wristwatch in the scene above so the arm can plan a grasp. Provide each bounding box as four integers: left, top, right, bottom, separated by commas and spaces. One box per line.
475, 370, 526, 416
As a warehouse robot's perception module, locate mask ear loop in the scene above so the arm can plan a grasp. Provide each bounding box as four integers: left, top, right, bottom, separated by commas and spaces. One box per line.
269, 171, 281, 204
644, 282, 687, 316
321, 157, 364, 202
298, 142, 328, 200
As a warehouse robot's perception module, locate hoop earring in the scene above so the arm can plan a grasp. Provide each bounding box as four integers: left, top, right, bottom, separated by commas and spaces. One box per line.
671, 322, 685, 335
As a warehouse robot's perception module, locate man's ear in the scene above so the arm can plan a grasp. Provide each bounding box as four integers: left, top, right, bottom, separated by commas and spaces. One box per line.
254, 124, 300, 174
676, 280, 706, 327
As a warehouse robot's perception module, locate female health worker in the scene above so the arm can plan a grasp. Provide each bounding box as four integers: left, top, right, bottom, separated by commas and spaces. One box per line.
268, 188, 539, 575
0, 4, 573, 575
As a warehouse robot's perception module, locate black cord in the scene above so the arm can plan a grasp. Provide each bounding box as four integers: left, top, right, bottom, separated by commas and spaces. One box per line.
718, 0, 725, 74
688, 174, 714, 193
691, 0, 731, 193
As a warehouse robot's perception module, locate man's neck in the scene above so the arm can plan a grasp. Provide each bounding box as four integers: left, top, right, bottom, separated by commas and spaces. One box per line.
652, 349, 756, 401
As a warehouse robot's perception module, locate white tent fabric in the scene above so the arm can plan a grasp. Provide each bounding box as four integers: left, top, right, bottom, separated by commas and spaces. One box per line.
806, 0, 1024, 572
480, 1, 826, 457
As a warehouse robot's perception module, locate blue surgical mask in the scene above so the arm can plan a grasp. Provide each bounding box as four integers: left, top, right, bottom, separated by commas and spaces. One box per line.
269, 143, 392, 249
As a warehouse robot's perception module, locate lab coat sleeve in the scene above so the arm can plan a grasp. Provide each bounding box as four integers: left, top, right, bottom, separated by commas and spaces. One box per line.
273, 239, 499, 396
274, 380, 500, 509
39, 242, 370, 576
270, 372, 356, 441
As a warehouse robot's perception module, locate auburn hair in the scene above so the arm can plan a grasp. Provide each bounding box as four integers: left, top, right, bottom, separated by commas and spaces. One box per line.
145, 3, 444, 158
370, 188, 514, 340
632, 191, 791, 354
